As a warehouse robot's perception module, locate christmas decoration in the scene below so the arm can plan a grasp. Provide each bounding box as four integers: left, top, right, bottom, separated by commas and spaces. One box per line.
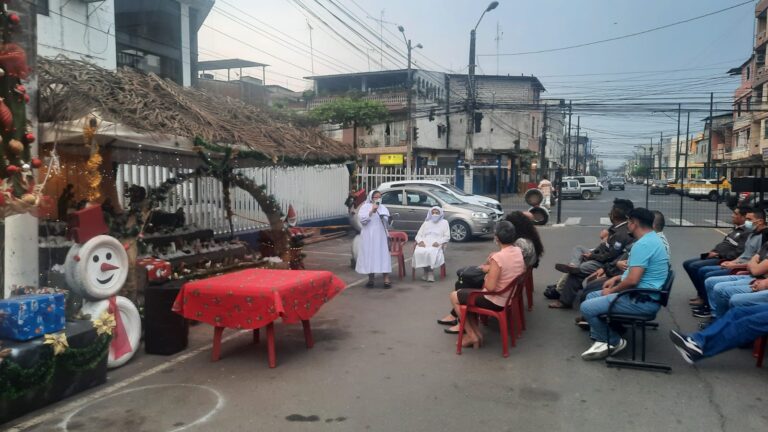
30, 157, 41, 168
92, 311, 116, 336
83, 118, 102, 202
43, 333, 69, 356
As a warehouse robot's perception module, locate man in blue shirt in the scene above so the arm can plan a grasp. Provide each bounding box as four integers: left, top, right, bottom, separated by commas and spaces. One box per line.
580, 208, 670, 360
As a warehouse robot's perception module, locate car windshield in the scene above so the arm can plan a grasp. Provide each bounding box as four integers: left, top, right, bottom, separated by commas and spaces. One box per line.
611, 178, 623, 182
429, 189, 463, 204
443, 183, 472, 196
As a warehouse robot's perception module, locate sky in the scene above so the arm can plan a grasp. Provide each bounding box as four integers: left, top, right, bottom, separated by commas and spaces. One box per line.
198, 0, 757, 169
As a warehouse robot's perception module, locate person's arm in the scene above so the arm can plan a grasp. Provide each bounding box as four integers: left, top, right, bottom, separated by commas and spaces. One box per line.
358, 204, 372, 224
482, 260, 502, 293
603, 266, 645, 295
747, 254, 768, 277
751, 278, 768, 292
439, 221, 451, 245
415, 223, 426, 246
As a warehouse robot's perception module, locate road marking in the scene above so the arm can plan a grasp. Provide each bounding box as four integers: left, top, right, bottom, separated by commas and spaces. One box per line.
714, 228, 729, 236
704, 219, 731, 227
311, 251, 353, 257
565, 217, 581, 225
600, 217, 611, 226
669, 218, 694, 226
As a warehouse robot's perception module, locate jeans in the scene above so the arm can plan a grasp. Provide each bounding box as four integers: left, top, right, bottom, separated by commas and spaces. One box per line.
730, 289, 768, 309
690, 304, 768, 358
705, 275, 752, 317
683, 258, 722, 301
697, 265, 729, 288
711, 278, 753, 317
580, 290, 661, 345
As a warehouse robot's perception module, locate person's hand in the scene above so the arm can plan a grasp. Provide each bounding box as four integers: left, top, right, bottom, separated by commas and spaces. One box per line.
370, 202, 379, 215
582, 252, 593, 259
752, 279, 768, 292
617, 260, 628, 272
480, 264, 490, 273
602, 277, 615, 291
432, 242, 440, 248
721, 261, 736, 269
707, 251, 718, 259
593, 268, 605, 279
417, 241, 426, 247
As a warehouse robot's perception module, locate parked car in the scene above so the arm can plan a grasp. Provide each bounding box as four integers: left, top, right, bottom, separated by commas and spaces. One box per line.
607, 177, 626, 191
376, 180, 503, 216
378, 186, 498, 242
650, 179, 670, 195
688, 179, 727, 201
563, 176, 602, 199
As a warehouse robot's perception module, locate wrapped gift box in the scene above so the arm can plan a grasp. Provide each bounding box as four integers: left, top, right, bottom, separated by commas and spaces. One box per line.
0, 293, 66, 341
137, 257, 173, 283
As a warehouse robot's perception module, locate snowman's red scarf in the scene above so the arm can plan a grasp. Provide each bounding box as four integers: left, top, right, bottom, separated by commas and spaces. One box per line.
108, 296, 133, 360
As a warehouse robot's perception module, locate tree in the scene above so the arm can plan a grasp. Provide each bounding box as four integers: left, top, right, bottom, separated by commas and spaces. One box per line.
310, 98, 388, 193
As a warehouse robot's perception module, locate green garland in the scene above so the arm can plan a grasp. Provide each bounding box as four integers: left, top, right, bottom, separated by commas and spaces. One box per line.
0, 334, 111, 400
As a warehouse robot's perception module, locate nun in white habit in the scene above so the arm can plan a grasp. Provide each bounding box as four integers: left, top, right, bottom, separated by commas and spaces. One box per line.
356, 190, 393, 288
413, 206, 451, 282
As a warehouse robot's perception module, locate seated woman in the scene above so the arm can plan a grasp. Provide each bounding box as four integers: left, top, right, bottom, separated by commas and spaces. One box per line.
448, 221, 526, 348
413, 206, 451, 282
505, 211, 545, 268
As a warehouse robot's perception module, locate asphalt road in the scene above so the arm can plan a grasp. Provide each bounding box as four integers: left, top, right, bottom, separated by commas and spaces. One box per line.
7, 218, 767, 432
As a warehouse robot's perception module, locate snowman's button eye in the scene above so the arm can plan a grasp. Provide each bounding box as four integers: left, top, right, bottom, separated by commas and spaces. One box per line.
93, 255, 99, 263
106, 252, 112, 260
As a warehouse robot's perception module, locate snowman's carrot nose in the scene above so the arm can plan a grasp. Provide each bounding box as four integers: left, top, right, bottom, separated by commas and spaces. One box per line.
101, 263, 119, 272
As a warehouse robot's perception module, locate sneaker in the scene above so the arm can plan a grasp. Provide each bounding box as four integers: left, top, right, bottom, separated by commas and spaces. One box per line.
688, 297, 705, 306
669, 330, 704, 364
692, 307, 712, 319
555, 263, 580, 275
427, 272, 435, 283
609, 338, 627, 356
575, 318, 590, 330
581, 341, 610, 360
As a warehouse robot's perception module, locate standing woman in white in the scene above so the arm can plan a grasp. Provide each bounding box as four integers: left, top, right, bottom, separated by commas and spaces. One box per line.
413, 206, 450, 282
356, 190, 393, 288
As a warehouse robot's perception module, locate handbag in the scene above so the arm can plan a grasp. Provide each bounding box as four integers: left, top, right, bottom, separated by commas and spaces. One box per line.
455, 266, 486, 289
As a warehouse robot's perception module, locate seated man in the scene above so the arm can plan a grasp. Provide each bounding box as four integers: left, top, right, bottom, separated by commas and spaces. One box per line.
685, 206, 749, 308
694, 206, 767, 319
579, 208, 670, 360
701, 235, 768, 321
669, 304, 768, 364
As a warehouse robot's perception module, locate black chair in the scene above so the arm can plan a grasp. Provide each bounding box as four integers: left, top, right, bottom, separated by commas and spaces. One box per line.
601, 270, 675, 373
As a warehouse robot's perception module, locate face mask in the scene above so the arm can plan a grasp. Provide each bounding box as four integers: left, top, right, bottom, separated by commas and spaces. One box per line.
744, 220, 754, 231
430, 214, 441, 222
374, 199, 382, 204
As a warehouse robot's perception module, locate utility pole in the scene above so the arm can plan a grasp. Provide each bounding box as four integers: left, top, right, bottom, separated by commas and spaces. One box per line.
675, 103, 681, 181
706, 92, 714, 178
495, 21, 502, 75
566, 101, 572, 175
659, 131, 663, 179
398, 26, 422, 179
307, 20, 315, 76
574, 116, 580, 175
539, 104, 548, 181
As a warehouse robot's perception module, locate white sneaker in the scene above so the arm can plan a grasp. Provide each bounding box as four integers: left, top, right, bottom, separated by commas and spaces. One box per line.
581, 341, 610, 360
427, 272, 435, 282
609, 338, 627, 356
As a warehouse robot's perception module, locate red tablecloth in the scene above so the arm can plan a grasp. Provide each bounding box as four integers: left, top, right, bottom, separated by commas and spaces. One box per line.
172, 269, 346, 330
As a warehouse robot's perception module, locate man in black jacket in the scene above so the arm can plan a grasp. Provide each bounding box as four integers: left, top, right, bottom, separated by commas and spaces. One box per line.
685, 206, 750, 308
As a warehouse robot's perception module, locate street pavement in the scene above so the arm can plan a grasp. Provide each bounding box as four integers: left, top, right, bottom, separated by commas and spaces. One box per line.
6, 204, 768, 432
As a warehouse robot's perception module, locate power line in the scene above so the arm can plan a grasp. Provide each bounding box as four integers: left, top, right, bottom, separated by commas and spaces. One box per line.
480, 0, 754, 57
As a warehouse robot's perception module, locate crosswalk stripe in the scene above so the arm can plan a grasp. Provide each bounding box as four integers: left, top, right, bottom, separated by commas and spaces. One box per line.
669, 218, 694, 226
704, 219, 731, 227
600, 217, 611, 226
565, 217, 581, 225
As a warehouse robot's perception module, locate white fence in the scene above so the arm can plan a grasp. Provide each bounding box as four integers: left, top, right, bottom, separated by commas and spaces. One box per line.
116, 164, 350, 234
357, 167, 455, 192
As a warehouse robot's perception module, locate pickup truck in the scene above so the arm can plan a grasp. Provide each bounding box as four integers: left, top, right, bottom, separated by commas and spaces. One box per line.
559, 179, 594, 200
688, 179, 730, 202
563, 176, 602, 200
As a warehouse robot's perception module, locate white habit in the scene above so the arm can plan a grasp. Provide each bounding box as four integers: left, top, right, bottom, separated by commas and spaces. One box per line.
412, 207, 450, 269
355, 193, 392, 275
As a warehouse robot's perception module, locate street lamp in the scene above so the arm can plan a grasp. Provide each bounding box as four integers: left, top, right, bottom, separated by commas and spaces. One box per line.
399, 25, 422, 179
463, 1, 499, 193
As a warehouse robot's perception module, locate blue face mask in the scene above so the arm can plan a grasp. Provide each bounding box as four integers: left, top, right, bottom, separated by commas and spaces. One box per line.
745, 220, 754, 231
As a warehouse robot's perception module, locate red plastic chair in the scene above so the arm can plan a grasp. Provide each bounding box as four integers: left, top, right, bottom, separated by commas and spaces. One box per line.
754, 335, 767, 367
411, 244, 447, 281
388, 231, 408, 279
456, 273, 527, 358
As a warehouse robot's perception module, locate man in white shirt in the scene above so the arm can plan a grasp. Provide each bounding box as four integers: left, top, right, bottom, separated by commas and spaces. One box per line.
538, 174, 553, 209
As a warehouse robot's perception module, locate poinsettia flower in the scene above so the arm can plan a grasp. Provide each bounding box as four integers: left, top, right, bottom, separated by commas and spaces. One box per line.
92, 311, 116, 336
44, 333, 69, 356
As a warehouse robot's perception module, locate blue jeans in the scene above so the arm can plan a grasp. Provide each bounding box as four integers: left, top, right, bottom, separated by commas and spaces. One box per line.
690, 304, 768, 358
705, 275, 752, 318
580, 290, 661, 345
711, 278, 753, 317
697, 265, 729, 291
683, 258, 721, 301
730, 290, 768, 308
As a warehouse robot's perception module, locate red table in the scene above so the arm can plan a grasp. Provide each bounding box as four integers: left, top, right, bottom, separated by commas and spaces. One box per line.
172, 268, 346, 367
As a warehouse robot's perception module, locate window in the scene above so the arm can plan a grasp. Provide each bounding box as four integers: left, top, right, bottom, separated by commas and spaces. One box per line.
747, 96, 752, 112
764, 120, 768, 139
381, 191, 402, 206
737, 103, 742, 116
405, 191, 438, 207
36, 0, 49, 16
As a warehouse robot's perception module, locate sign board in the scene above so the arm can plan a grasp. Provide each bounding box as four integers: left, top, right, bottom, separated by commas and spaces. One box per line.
379, 154, 404, 165
427, 159, 438, 166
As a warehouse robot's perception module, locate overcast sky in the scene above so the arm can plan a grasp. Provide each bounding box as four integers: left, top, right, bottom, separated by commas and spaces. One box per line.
199, 0, 756, 169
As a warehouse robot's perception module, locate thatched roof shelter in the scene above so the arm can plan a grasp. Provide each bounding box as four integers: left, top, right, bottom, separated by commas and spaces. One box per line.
37, 57, 352, 165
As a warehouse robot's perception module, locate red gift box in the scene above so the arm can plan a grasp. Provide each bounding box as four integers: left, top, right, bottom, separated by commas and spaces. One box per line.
137, 257, 172, 283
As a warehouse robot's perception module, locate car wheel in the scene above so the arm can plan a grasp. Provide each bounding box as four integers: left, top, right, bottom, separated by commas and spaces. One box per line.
693, 196, 701, 201
581, 190, 592, 200
449, 220, 471, 242
708, 191, 719, 202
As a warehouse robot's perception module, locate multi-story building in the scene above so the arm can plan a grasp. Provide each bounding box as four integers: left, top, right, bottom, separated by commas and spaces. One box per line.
37, 0, 213, 86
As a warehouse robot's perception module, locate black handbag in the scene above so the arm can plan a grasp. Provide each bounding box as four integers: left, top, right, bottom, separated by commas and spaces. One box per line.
455, 266, 486, 289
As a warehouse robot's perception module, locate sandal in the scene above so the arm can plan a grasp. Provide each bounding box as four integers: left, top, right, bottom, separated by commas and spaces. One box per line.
437, 318, 458, 326
383, 281, 392, 289
548, 301, 570, 309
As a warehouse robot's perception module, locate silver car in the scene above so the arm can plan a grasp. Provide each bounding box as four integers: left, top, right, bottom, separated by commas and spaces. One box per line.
379, 186, 497, 242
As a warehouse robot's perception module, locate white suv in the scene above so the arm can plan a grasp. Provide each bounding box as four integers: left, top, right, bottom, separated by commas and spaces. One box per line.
376, 180, 504, 216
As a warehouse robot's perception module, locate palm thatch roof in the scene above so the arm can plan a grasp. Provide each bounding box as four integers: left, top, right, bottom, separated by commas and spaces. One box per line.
37, 57, 352, 165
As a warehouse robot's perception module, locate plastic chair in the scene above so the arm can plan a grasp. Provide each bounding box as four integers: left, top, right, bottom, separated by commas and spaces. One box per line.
411, 244, 447, 281
456, 273, 527, 358
754, 335, 767, 367
388, 231, 408, 279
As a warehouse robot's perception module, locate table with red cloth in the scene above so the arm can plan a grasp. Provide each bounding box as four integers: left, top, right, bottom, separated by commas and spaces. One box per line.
172, 268, 346, 367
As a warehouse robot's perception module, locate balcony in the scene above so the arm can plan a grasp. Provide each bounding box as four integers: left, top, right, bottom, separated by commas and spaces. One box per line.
758, 0, 768, 17
758, 30, 768, 48
307, 91, 408, 111
754, 65, 768, 87
733, 114, 754, 131
728, 147, 752, 161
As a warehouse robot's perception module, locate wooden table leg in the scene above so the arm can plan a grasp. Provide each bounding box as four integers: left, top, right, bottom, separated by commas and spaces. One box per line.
266, 322, 276, 368
253, 328, 260, 344
211, 326, 224, 362
302, 320, 314, 349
